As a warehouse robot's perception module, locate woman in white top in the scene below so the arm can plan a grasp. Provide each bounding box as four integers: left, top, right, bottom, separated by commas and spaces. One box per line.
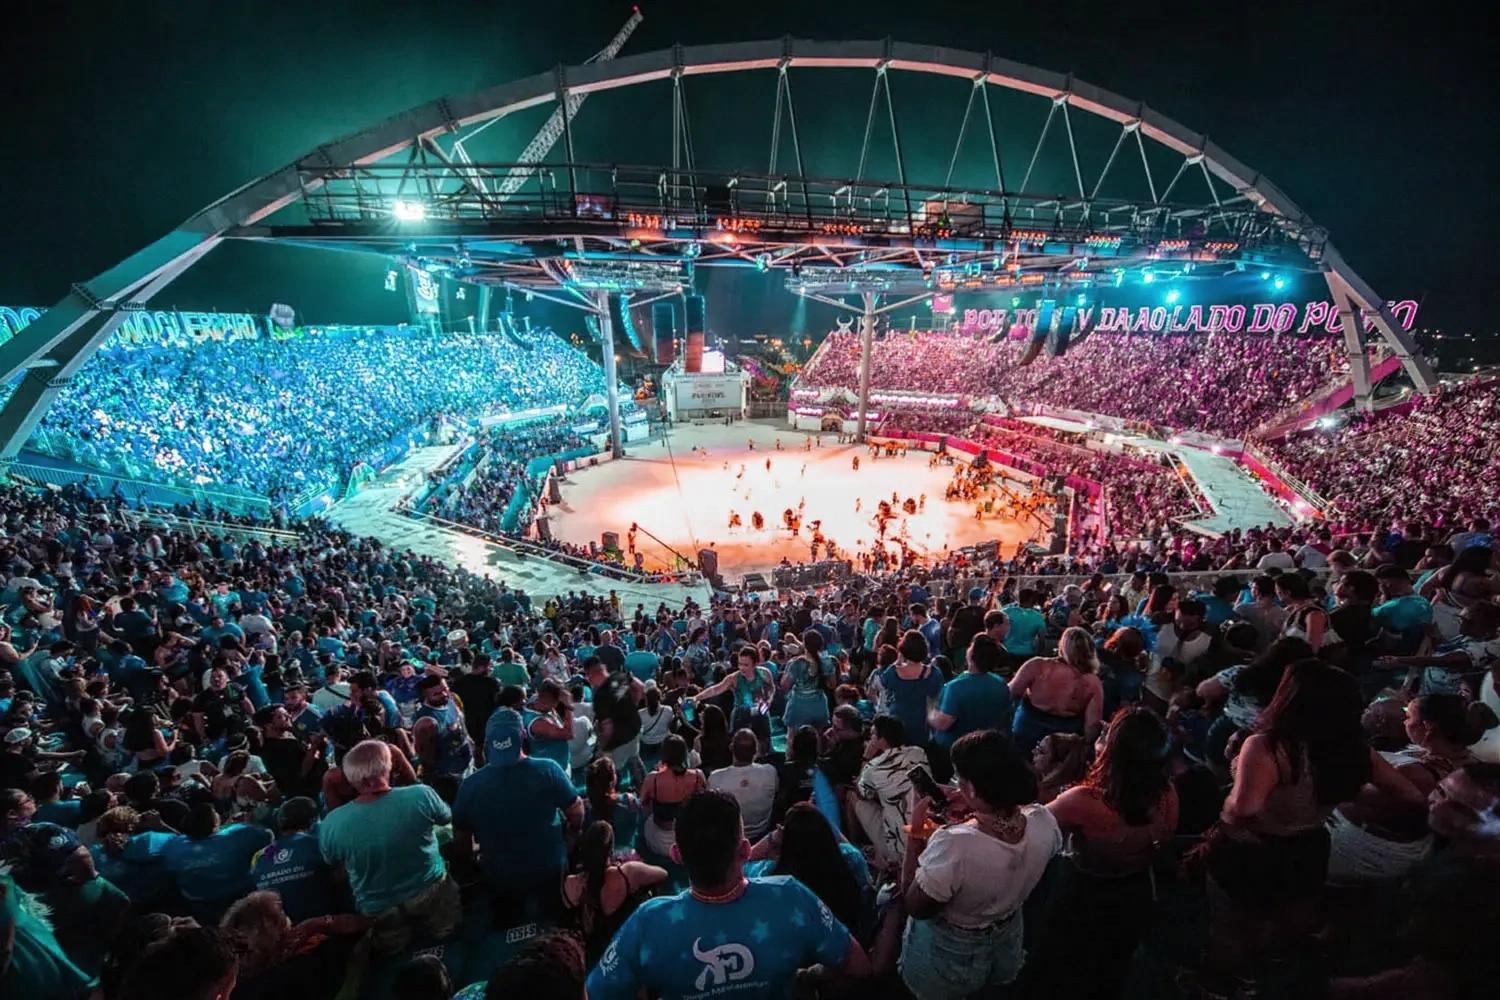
899, 729, 1062, 999
636, 685, 674, 751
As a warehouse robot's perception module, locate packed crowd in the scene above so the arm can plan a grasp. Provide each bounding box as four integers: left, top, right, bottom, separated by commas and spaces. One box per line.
1258, 378, 1500, 530
415, 418, 596, 537
30, 330, 606, 501
3, 479, 1499, 1000
969, 425, 1199, 541
799, 329, 1350, 438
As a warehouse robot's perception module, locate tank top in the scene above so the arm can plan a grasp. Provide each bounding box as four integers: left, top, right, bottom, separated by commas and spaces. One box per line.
414, 701, 473, 776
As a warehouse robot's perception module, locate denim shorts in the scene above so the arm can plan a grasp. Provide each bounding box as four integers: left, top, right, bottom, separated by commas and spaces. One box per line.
899, 911, 1025, 999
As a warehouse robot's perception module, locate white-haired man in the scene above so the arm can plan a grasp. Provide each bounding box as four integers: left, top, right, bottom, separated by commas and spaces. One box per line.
318, 739, 457, 952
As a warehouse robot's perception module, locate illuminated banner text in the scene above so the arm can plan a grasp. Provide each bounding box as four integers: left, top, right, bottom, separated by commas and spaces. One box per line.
960, 299, 1420, 336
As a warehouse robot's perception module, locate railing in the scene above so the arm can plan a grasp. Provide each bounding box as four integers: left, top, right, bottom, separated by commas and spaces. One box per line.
6, 459, 273, 517
396, 503, 701, 587
1240, 442, 1330, 513
119, 508, 302, 544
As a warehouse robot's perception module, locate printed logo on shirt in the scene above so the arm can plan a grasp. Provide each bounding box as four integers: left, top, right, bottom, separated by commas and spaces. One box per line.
692, 938, 754, 991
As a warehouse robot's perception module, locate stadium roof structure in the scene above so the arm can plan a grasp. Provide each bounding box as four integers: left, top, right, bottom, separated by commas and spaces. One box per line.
0, 37, 1436, 465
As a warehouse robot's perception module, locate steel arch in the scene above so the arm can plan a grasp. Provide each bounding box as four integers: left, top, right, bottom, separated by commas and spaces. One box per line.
0, 38, 1434, 462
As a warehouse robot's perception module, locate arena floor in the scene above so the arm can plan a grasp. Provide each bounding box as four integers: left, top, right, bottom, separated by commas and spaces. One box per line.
546, 420, 1039, 577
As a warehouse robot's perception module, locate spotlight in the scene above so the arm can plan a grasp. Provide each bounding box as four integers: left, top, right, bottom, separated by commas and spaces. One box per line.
1011, 296, 1021, 308
1273, 276, 1287, 290
1142, 270, 1155, 284
1259, 270, 1271, 280
1075, 294, 1087, 306
392, 200, 426, 222
1165, 289, 1180, 305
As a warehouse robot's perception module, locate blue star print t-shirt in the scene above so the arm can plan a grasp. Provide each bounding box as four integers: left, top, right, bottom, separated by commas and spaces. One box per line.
587, 876, 851, 1000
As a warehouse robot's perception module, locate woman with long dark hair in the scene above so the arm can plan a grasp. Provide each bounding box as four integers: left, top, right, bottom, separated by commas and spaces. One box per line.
693, 703, 732, 776
561, 821, 667, 963
639, 735, 705, 857
781, 629, 833, 731
774, 725, 821, 823
1201, 659, 1422, 990
1030, 707, 1177, 998
122, 707, 174, 770
637, 685, 674, 753
1276, 573, 1329, 652
583, 756, 643, 856
747, 803, 868, 935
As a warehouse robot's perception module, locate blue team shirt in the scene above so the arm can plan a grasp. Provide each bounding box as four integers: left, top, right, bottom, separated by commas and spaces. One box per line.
1372, 595, 1434, 633
624, 649, 661, 682
451, 756, 578, 889
521, 708, 571, 772
92, 831, 175, 906
318, 785, 451, 914
933, 671, 1014, 748
1001, 606, 1047, 658
252, 831, 336, 922
588, 876, 851, 1000
160, 824, 274, 902
877, 665, 944, 744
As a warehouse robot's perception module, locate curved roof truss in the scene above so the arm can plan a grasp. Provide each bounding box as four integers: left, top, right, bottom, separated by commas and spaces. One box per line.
0, 38, 1434, 461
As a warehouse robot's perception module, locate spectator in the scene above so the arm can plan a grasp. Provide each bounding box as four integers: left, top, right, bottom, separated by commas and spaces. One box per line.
317, 739, 458, 952
707, 729, 780, 840
586, 789, 869, 999
899, 729, 1061, 997
453, 708, 583, 916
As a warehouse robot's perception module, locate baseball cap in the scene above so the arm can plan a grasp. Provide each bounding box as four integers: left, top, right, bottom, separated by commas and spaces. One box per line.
4, 727, 33, 745
485, 709, 525, 766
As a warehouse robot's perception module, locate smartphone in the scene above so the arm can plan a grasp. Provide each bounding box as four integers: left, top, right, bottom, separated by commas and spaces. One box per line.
907, 765, 947, 816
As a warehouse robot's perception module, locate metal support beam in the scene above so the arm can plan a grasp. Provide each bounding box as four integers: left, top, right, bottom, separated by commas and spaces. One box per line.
1323, 248, 1437, 394
855, 292, 877, 444
595, 290, 624, 459
1326, 273, 1374, 413
0, 238, 217, 462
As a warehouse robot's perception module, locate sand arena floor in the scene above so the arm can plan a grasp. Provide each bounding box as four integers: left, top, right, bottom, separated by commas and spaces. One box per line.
545, 420, 1041, 577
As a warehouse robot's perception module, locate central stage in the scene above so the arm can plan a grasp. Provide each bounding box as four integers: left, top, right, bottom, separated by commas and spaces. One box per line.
544, 421, 1040, 578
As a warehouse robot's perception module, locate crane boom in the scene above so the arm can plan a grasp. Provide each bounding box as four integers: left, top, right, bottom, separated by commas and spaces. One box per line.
485, 9, 644, 200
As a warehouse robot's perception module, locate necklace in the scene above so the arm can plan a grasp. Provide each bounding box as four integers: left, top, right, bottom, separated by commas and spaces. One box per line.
973, 810, 1027, 843
691, 878, 749, 905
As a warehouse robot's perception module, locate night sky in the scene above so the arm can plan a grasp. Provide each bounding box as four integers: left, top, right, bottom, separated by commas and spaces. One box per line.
2, 1, 1495, 356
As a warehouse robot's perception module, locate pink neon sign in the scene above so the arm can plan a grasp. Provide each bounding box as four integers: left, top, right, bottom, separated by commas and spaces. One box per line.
959, 299, 1419, 336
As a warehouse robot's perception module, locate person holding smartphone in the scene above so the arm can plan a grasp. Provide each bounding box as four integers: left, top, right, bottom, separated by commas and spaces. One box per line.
898, 730, 1061, 998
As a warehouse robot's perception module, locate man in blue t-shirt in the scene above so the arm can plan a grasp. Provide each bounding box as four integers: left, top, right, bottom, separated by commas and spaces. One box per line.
1373, 566, 1434, 645
930, 634, 1014, 757
1000, 591, 1047, 664
318, 740, 458, 953
160, 806, 274, 920
252, 797, 336, 922
455, 709, 583, 907
588, 789, 868, 1000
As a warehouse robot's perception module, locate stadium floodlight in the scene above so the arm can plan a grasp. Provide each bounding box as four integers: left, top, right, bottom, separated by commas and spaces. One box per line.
1165, 289, 1181, 305
392, 200, 427, 222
